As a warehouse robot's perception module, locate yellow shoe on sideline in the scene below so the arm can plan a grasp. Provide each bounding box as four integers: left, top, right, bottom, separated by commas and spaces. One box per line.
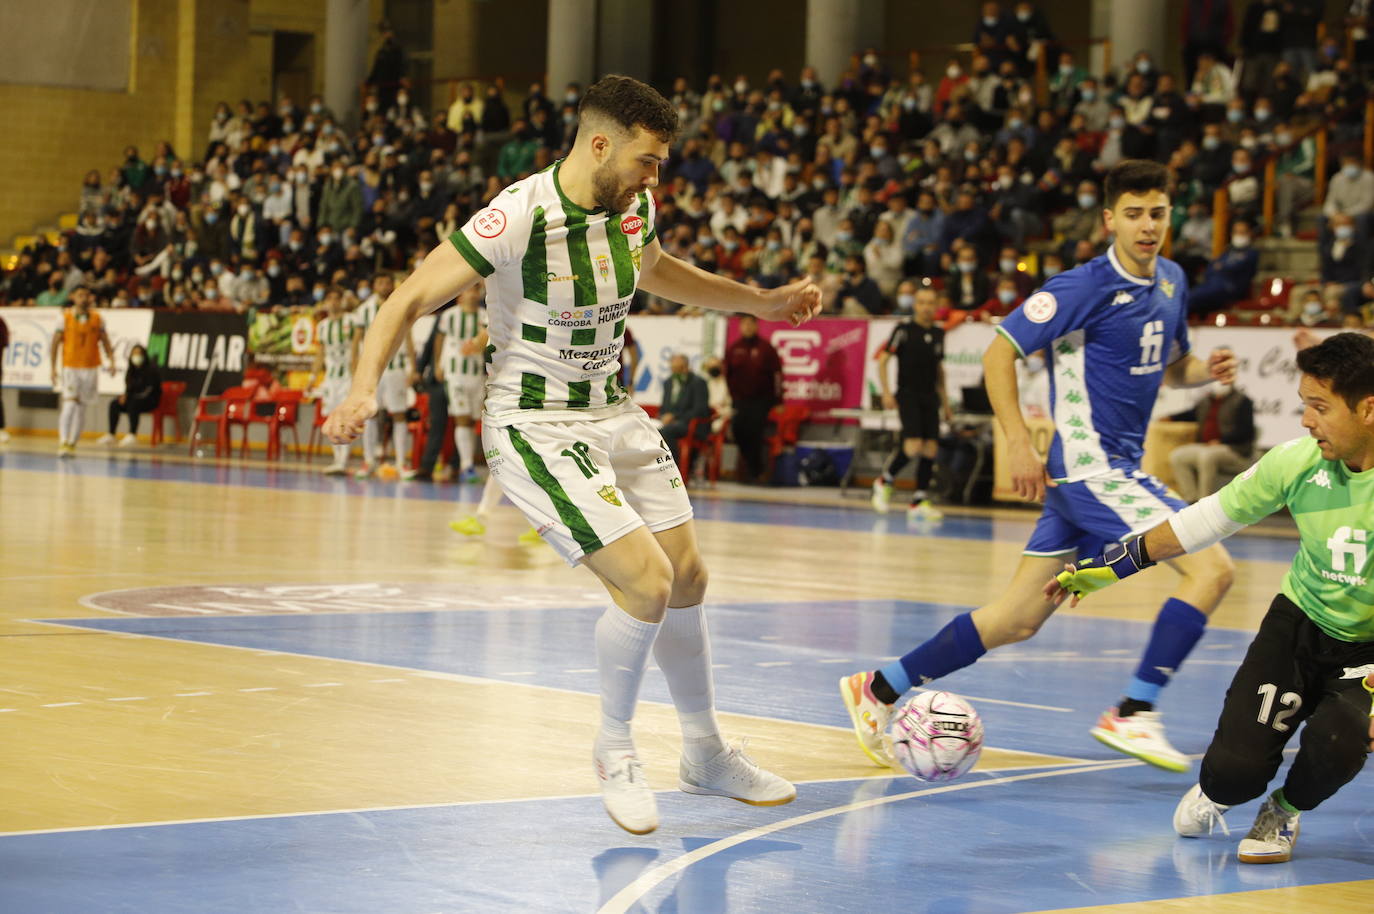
517, 527, 544, 546
450, 516, 486, 537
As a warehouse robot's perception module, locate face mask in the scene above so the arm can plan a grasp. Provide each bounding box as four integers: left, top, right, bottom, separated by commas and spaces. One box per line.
1231, 234, 1251, 248
397, 95, 409, 106
1227, 109, 1243, 123
1108, 115, 1125, 129
210, 263, 224, 276
332, 169, 345, 181
288, 239, 302, 251
863, 54, 878, 67
766, 240, 780, 251
897, 293, 915, 309
565, 92, 578, 104
1344, 164, 1362, 179
357, 285, 371, 300
267, 264, 281, 277
319, 234, 333, 246
997, 289, 1017, 304
191, 272, 204, 283
871, 145, 887, 157
1202, 135, 1220, 150
1043, 264, 1061, 277
1080, 89, 1095, 101
997, 176, 1013, 190
131, 353, 146, 367
204, 212, 218, 225
1135, 60, 1150, 74
1018, 9, 1032, 21
205, 287, 218, 300
1239, 137, 1256, 149
172, 268, 184, 280
963, 149, 978, 161
983, 16, 997, 26
946, 66, 962, 79
310, 102, 323, 114
145, 218, 158, 230
1077, 193, 1099, 210
1233, 161, 1250, 173
237, 204, 250, 216
312, 287, 325, 302
957, 261, 975, 273
1335, 224, 1354, 240
373, 134, 386, 146
722, 239, 739, 251
1008, 118, 1023, 131
835, 231, 852, 243
733, 81, 747, 94
173, 292, 185, 304
1059, 64, 1072, 76
1255, 108, 1272, 122
712, 99, 724, 112
999, 258, 1016, 273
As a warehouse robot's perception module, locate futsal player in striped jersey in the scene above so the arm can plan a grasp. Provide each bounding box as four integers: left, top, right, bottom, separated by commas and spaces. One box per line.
327, 75, 821, 834
350, 272, 418, 479
434, 283, 487, 483
312, 289, 357, 475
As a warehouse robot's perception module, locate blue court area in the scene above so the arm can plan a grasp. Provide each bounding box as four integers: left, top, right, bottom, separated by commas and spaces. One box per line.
18, 599, 1374, 913
0, 448, 1302, 561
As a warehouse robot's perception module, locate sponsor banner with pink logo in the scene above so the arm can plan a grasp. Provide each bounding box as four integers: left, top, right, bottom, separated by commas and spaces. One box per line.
724, 317, 871, 420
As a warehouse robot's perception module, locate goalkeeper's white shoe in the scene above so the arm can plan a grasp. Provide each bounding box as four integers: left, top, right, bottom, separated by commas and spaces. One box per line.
594, 740, 658, 835
1173, 783, 1230, 837
1238, 795, 1301, 864
679, 740, 795, 806
1090, 707, 1190, 772
871, 479, 893, 514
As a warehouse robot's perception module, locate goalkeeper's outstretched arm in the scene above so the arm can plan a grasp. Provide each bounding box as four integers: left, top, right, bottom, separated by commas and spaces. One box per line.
1043, 493, 1245, 607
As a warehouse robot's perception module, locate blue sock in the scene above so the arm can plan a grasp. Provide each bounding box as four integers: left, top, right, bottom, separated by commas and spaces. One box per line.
880, 612, 986, 696
1125, 598, 1208, 703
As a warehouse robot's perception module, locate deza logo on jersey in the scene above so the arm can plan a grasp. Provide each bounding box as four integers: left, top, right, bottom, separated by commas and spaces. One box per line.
1323, 526, 1369, 586
1131, 320, 1165, 375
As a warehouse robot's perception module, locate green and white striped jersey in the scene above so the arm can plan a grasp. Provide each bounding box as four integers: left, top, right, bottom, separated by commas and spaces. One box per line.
350, 295, 410, 374
315, 315, 352, 380
448, 159, 656, 425
1219, 436, 1374, 642
438, 306, 487, 380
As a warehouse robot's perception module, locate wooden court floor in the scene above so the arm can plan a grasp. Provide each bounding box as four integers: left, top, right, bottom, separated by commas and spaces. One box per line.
1, 438, 1371, 913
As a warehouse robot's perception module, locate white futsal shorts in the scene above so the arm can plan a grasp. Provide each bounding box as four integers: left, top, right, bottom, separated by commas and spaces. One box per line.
61, 367, 98, 404
375, 370, 411, 414
321, 377, 351, 415
483, 407, 693, 566
446, 377, 484, 420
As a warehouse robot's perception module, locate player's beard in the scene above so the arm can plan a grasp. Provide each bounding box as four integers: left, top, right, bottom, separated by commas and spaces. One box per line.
591, 161, 634, 212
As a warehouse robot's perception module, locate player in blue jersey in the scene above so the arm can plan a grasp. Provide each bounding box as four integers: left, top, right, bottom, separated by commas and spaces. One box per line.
842, 160, 1240, 772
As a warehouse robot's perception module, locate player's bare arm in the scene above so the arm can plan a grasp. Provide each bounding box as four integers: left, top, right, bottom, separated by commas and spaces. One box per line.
1164, 347, 1237, 388
638, 237, 822, 327
325, 242, 482, 443
984, 333, 1054, 501
49, 328, 63, 384
877, 349, 896, 411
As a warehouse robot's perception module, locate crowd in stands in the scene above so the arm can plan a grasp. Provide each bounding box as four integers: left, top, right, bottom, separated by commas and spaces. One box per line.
3, 3, 1374, 330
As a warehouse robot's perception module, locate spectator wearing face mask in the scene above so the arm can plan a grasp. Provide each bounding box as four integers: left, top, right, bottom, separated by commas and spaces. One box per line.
863, 220, 904, 298
1323, 155, 1374, 241
1292, 289, 1345, 327
1320, 212, 1373, 311
1051, 180, 1106, 262
98, 344, 161, 448
319, 165, 363, 233
944, 245, 991, 313
902, 191, 946, 277
1166, 383, 1256, 503
1227, 147, 1261, 223
977, 275, 1024, 321
1189, 218, 1260, 316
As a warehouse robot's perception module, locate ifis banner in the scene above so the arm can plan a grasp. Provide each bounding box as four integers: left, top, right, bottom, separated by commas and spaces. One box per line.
724, 317, 870, 419
0, 307, 152, 394
145, 311, 248, 396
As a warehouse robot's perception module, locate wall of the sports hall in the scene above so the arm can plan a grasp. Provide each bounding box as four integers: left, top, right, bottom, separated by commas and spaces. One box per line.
0, 0, 365, 249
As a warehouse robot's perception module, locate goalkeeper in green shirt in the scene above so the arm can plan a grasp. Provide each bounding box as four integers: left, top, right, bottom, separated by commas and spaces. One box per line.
1047, 332, 1374, 865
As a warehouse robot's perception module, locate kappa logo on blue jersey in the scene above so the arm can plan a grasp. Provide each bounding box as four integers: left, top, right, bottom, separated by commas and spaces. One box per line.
1111, 291, 1134, 306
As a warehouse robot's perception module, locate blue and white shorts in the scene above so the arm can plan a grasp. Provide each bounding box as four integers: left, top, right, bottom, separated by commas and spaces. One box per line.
1024, 466, 1186, 558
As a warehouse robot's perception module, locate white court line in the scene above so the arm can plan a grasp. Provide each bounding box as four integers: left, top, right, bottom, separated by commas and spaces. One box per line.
239, 687, 277, 692
106, 696, 147, 702
0, 756, 1104, 839
755, 661, 791, 667
912, 687, 1072, 713
174, 692, 213, 697
41, 702, 81, 708
596, 758, 1141, 914
302, 682, 342, 688
817, 658, 853, 664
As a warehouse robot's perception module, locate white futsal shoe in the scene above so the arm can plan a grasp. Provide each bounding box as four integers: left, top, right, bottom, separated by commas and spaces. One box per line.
1238, 794, 1301, 864
594, 740, 658, 835
679, 740, 796, 806
1090, 707, 1190, 772
871, 478, 893, 513
96, 433, 115, 446
1173, 783, 1230, 837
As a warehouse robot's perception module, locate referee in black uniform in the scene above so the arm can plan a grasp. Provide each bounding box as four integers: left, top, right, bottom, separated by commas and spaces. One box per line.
872, 285, 951, 518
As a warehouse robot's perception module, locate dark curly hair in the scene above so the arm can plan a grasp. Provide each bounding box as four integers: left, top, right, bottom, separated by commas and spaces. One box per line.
1104, 159, 1171, 209
578, 75, 679, 142
1296, 331, 1374, 410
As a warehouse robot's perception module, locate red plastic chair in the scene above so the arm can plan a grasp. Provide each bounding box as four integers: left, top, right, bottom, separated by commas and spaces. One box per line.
764, 403, 810, 478
149, 381, 187, 446
407, 392, 429, 470
307, 398, 329, 463
188, 386, 251, 457
681, 408, 727, 484
259, 390, 305, 460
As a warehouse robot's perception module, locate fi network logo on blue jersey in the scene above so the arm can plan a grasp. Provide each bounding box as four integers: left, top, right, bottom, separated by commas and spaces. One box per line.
1130, 320, 1164, 376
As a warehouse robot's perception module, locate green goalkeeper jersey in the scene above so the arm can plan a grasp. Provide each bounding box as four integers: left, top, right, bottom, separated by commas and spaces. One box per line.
1218, 436, 1374, 642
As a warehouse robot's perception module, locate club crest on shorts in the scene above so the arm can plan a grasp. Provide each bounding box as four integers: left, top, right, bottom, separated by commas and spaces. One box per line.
597, 485, 622, 506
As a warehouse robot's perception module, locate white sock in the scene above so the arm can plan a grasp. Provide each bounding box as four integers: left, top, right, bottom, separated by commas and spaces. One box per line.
455, 424, 476, 470
363, 417, 381, 464
392, 419, 409, 469
59, 399, 80, 445
476, 474, 504, 519
331, 443, 349, 466
652, 603, 725, 763
595, 605, 661, 753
